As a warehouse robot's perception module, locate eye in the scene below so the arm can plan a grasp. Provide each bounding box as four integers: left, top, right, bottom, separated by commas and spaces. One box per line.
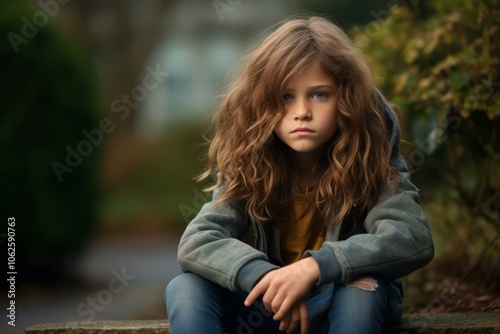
313, 92, 328, 100
282, 93, 293, 102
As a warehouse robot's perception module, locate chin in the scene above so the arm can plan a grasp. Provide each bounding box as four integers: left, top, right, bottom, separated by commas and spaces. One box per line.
292, 146, 318, 153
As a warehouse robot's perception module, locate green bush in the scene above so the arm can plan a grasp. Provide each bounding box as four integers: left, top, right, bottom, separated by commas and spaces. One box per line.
0, 3, 100, 281
352, 0, 499, 258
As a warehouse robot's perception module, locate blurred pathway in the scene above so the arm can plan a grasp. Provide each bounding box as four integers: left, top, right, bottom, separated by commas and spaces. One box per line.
1, 232, 182, 334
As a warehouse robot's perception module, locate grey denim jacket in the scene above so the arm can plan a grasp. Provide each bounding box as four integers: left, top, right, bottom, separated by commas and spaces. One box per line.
177, 95, 434, 323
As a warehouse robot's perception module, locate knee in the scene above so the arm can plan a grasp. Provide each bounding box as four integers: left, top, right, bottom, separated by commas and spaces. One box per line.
166, 273, 216, 308
345, 276, 379, 291
337, 275, 390, 311
166, 274, 196, 314
329, 276, 390, 329
345, 275, 390, 293
166, 273, 198, 302
166, 273, 225, 322
166, 274, 186, 296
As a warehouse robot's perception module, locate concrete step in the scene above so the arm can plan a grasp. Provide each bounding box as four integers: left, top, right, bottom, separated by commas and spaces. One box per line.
25, 313, 500, 334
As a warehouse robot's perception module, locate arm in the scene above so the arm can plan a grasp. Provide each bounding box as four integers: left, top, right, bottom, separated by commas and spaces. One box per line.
178, 185, 278, 292
308, 172, 434, 285
305, 95, 434, 285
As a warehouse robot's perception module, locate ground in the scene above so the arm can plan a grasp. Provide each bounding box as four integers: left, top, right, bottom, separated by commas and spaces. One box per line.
404, 246, 500, 314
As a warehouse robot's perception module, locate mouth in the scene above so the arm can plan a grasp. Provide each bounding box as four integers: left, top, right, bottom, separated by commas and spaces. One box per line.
292, 127, 315, 134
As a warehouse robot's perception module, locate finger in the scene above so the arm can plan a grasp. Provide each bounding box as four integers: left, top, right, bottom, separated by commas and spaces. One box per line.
270, 290, 286, 314
244, 278, 269, 307
262, 284, 279, 312
299, 302, 309, 334
273, 295, 296, 320
279, 311, 291, 332
286, 306, 300, 334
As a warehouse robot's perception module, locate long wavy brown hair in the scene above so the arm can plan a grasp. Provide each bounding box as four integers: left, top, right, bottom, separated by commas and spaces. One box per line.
199, 16, 399, 227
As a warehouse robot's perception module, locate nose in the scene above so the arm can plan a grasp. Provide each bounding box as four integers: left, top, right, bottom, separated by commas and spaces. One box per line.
292, 98, 311, 121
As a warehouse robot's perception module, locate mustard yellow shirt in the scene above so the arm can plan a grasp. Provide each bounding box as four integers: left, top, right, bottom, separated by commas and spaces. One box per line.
277, 193, 325, 265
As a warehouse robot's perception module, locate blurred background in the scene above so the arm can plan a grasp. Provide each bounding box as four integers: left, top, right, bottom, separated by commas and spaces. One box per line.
0, 0, 498, 333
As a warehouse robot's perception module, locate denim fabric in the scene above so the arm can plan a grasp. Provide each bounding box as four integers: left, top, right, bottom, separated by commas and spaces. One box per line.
166, 273, 390, 334
166, 273, 280, 334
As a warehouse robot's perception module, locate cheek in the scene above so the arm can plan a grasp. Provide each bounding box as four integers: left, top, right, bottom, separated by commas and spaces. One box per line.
273, 120, 286, 141
274, 117, 284, 132
321, 104, 337, 120
330, 113, 338, 130
324, 107, 338, 136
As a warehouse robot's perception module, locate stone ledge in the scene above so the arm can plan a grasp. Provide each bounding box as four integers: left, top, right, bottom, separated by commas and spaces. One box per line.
25, 320, 170, 334
386, 313, 500, 333
25, 313, 500, 334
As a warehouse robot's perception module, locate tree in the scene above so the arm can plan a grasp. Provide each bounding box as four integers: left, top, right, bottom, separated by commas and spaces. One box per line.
0, 2, 100, 282
353, 0, 499, 274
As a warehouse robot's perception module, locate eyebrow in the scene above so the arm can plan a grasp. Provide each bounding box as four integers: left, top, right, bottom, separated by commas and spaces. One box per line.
285, 84, 335, 92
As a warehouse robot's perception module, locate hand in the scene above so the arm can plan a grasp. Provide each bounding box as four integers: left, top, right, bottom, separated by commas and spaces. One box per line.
244, 257, 319, 333
278, 300, 308, 334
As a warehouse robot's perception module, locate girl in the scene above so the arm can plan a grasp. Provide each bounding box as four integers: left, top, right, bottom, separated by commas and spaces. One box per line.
166, 16, 434, 334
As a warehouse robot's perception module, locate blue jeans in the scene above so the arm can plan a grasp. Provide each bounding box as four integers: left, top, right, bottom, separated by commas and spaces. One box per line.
166, 273, 390, 334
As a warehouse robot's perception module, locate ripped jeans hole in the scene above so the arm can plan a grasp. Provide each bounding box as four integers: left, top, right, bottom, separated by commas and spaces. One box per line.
345, 277, 378, 291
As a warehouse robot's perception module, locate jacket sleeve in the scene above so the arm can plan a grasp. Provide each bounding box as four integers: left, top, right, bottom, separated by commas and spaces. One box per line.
177, 184, 278, 292
305, 93, 434, 285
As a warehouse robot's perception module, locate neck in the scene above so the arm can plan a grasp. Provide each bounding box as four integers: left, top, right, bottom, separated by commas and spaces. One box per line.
290, 147, 325, 192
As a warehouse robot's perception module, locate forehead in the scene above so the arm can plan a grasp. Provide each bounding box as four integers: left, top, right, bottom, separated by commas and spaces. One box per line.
285, 61, 334, 88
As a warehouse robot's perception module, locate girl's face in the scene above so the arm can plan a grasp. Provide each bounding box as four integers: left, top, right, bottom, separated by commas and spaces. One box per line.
274, 61, 338, 161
